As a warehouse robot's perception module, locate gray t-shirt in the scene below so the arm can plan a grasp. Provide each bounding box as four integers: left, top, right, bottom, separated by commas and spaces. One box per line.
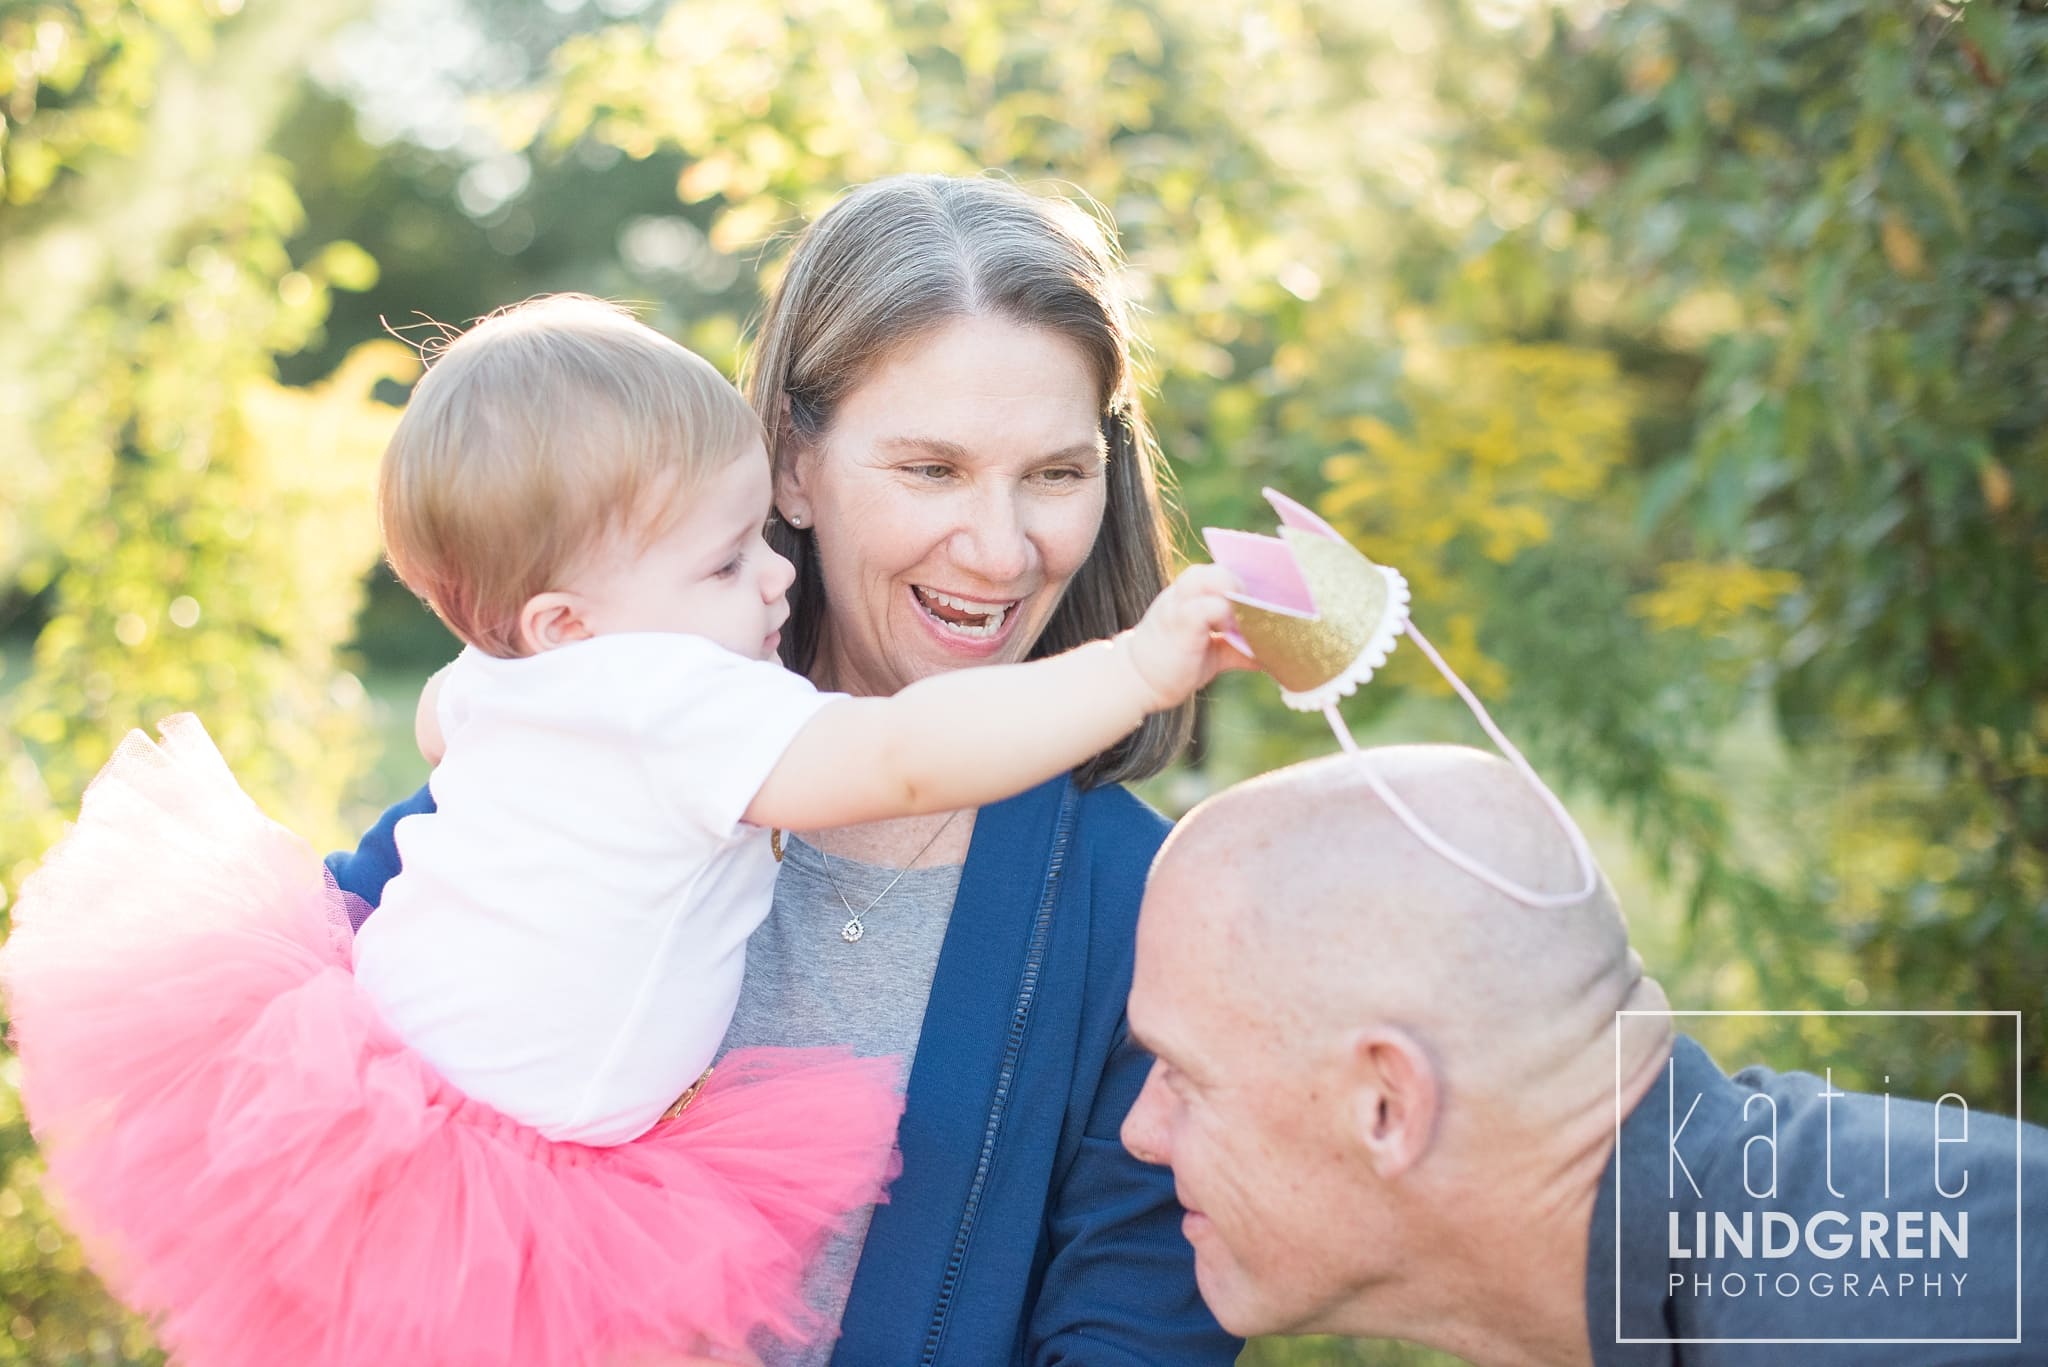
717, 836, 963, 1367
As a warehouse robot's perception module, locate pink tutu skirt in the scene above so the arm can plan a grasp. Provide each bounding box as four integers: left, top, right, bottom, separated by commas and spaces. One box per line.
0, 716, 904, 1367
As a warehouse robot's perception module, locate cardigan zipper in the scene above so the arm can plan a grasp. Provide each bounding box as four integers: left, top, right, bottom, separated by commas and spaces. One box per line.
918, 779, 1081, 1366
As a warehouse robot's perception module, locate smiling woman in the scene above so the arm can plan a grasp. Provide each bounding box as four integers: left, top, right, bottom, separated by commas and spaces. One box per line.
749, 174, 1188, 788
706, 176, 1227, 1365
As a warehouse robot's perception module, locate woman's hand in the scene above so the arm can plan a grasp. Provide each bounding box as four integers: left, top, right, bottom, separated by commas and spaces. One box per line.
1117, 563, 1252, 711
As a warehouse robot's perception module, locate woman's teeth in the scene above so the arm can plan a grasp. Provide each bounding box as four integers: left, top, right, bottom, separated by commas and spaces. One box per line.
915, 587, 1012, 638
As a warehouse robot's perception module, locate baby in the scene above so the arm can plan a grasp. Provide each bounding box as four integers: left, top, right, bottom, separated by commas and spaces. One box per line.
1, 295, 1242, 1367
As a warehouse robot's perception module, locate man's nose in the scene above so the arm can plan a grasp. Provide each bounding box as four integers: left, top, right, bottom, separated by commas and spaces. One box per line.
1120, 1064, 1170, 1167
953, 482, 1033, 585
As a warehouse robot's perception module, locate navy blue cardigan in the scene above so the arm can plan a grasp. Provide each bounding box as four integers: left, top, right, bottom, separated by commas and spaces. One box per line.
327, 774, 1239, 1366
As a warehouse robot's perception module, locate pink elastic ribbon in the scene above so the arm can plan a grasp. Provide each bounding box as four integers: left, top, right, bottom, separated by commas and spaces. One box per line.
1324, 621, 1599, 910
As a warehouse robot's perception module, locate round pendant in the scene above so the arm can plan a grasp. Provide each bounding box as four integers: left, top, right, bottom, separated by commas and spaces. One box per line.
841, 918, 864, 943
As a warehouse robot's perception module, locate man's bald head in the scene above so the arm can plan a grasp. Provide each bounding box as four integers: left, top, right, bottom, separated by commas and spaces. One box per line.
1122, 745, 1671, 1343
1149, 745, 1646, 1113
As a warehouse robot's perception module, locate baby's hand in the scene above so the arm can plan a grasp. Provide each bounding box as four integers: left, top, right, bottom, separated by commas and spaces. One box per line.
1118, 563, 1252, 711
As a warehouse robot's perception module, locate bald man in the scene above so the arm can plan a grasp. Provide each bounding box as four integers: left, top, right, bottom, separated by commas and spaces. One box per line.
1120, 746, 2046, 1365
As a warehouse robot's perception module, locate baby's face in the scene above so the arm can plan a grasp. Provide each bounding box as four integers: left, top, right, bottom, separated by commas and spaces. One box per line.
569, 441, 794, 661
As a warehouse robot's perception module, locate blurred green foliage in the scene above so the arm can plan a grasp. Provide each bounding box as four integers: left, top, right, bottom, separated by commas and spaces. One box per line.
1, 0, 2041, 1363
1, 0, 393, 1358
1518, 0, 2048, 1114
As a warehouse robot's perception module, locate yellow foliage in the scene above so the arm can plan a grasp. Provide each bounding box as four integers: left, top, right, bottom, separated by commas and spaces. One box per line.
6, 307, 401, 898
1979, 458, 2013, 514
1628, 51, 1677, 94
2, 31, 397, 1337
1662, 288, 1747, 348
1633, 559, 1801, 634
1319, 341, 1634, 693
1879, 210, 1929, 278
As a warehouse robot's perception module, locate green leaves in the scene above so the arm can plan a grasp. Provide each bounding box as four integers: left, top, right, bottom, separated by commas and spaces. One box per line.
2, 2, 389, 1358
311, 238, 379, 292
1525, 0, 2048, 1116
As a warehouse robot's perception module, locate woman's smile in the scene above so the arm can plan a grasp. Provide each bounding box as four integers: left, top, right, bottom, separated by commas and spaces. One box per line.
909, 584, 1022, 644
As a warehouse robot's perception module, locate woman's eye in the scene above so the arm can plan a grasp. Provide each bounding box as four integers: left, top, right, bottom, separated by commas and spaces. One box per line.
908, 463, 953, 481
1036, 466, 1082, 485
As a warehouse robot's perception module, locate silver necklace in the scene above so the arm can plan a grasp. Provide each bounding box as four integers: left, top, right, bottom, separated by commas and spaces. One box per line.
815, 812, 960, 943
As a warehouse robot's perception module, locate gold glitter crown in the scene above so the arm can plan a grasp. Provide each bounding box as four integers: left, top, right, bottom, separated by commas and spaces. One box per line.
1203, 488, 1411, 712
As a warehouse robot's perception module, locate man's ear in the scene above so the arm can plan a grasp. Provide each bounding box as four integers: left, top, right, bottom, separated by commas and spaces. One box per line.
1347, 1025, 1439, 1179
517, 591, 592, 655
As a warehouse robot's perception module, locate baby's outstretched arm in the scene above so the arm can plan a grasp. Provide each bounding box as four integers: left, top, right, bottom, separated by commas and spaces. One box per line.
744, 564, 1247, 830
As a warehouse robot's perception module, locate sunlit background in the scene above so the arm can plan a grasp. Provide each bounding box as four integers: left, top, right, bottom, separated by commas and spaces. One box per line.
2, 0, 2043, 1360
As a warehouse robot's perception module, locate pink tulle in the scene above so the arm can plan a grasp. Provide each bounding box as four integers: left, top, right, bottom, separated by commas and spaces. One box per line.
0, 716, 903, 1367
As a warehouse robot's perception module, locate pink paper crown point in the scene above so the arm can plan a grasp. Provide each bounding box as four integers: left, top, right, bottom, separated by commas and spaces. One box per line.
1201, 487, 1412, 712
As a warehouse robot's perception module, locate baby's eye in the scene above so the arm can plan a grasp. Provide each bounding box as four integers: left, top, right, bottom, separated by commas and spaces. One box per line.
714, 551, 744, 578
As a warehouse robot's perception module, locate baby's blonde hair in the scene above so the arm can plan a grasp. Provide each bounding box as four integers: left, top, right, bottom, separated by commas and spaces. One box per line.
379, 295, 760, 656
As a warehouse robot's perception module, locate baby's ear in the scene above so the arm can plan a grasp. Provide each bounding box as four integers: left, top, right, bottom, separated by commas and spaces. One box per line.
517, 591, 591, 654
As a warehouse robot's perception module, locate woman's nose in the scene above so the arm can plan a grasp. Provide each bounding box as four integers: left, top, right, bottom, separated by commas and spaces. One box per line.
953, 484, 1034, 586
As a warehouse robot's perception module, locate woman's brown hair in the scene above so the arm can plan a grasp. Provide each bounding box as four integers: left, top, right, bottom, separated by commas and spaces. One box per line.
743, 174, 1191, 788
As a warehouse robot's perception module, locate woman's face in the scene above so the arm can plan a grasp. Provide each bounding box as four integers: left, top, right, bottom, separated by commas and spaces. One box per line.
780, 313, 1110, 697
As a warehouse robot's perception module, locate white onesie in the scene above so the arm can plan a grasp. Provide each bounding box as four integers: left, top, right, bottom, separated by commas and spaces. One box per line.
350, 632, 839, 1146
